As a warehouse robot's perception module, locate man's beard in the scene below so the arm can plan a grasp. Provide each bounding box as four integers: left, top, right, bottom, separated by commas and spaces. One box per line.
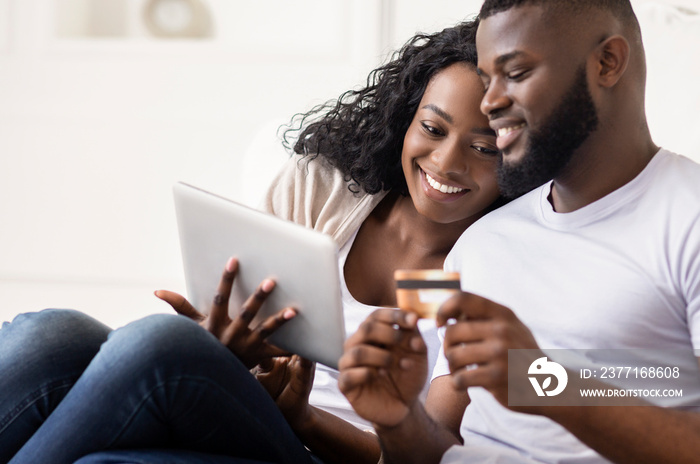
497, 65, 599, 199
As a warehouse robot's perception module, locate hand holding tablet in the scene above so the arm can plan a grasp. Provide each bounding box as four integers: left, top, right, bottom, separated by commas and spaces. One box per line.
156, 256, 299, 369
172, 182, 346, 369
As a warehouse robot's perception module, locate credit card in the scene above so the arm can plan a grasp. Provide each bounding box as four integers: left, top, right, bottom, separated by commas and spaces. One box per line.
395, 269, 461, 318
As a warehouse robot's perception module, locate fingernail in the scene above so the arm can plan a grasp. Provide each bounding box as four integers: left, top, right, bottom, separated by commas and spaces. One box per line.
410, 336, 422, 351
261, 279, 275, 292
225, 257, 237, 273
283, 308, 296, 320
406, 312, 418, 325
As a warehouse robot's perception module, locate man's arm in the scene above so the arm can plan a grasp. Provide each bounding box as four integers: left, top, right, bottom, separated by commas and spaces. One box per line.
437, 293, 700, 464
540, 357, 700, 464
547, 399, 700, 464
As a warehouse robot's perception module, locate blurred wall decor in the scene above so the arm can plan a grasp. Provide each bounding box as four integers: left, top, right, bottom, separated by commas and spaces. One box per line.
1, 0, 698, 327
143, 0, 212, 38
55, 0, 213, 38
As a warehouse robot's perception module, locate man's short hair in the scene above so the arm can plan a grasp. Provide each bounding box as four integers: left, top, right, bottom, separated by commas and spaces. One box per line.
479, 0, 639, 32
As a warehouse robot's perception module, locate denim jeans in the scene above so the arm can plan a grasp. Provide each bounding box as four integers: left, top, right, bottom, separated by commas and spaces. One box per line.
0, 309, 315, 464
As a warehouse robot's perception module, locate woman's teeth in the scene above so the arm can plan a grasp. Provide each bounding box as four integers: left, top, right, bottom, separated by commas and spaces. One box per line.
425, 172, 464, 194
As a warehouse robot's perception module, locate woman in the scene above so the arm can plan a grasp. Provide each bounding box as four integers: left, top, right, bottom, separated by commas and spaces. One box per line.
0, 18, 502, 464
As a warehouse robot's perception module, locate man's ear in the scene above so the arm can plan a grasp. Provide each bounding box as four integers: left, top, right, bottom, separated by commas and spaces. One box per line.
595, 35, 630, 88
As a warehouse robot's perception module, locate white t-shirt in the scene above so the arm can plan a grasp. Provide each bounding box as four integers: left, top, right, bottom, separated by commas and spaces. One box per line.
435, 149, 700, 463
310, 230, 441, 430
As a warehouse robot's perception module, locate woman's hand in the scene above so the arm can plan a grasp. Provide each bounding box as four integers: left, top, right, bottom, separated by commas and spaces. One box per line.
155, 256, 296, 368
255, 355, 316, 431
338, 308, 428, 428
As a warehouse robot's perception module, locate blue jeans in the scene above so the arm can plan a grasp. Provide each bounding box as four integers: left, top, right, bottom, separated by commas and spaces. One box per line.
0, 309, 316, 464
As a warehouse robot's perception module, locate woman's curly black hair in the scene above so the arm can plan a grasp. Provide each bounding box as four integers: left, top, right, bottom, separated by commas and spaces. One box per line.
282, 18, 480, 195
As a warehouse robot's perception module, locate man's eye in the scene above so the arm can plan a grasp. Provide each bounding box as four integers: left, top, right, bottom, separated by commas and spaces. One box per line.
506, 69, 528, 80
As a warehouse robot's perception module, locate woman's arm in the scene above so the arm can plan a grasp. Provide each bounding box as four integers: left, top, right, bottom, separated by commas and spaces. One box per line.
291, 376, 468, 464
256, 319, 469, 464
295, 407, 382, 464
255, 355, 382, 464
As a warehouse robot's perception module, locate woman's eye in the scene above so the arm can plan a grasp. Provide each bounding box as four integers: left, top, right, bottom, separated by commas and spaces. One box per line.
473, 145, 501, 157
420, 122, 444, 137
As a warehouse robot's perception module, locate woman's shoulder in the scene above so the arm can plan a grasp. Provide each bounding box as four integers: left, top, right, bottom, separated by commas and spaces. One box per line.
263, 153, 351, 208
261, 153, 386, 245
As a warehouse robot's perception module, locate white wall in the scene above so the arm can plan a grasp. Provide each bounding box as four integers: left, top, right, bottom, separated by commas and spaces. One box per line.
0, 0, 390, 327
1, 0, 698, 328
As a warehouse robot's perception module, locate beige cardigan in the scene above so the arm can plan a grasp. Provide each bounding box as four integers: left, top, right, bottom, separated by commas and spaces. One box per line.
260, 154, 387, 248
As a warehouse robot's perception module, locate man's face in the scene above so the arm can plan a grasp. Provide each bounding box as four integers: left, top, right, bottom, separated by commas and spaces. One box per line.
496, 66, 598, 198
476, 5, 599, 198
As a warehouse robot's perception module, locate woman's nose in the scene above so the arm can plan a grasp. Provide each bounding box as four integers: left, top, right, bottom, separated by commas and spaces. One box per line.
430, 140, 468, 174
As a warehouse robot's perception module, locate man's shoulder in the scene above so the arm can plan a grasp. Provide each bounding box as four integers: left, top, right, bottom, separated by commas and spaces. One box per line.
652, 149, 700, 199
656, 149, 700, 177
480, 185, 545, 224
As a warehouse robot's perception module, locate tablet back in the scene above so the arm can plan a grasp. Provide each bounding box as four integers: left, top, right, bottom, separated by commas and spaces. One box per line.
173, 182, 345, 368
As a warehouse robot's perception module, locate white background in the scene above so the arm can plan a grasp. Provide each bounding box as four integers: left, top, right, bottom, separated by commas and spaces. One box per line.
1, 0, 699, 328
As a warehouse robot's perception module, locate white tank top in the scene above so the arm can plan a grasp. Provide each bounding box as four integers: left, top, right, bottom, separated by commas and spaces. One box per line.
308, 230, 440, 430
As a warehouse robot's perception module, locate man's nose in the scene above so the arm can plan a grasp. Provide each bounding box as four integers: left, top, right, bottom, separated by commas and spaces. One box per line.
480, 79, 511, 117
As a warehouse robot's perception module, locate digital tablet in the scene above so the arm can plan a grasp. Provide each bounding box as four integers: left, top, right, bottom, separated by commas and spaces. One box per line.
172, 181, 345, 368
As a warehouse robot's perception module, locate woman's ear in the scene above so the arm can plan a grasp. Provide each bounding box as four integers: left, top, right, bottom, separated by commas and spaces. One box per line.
595, 35, 630, 88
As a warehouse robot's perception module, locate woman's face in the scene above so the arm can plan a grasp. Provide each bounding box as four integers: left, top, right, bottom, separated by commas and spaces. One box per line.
402, 62, 501, 225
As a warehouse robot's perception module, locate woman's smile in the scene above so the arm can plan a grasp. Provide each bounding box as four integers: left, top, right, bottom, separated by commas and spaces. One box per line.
420, 167, 469, 203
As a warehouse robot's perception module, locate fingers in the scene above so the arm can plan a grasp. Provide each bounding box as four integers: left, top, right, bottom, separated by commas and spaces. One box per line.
340, 344, 394, 371
232, 278, 277, 331
251, 306, 297, 341
436, 292, 508, 327
436, 294, 539, 403
289, 355, 316, 388
443, 319, 492, 348
210, 257, 239, 323
337, 366, 374, 394
444, 337, 505, 372
257, 357, 276, 373
293, 355, 314, 373
154, 290, 204, 322
367, 307, 419, 330
450, 363, 506, 390
345, 309, 420, 348
340, 309, 428, 373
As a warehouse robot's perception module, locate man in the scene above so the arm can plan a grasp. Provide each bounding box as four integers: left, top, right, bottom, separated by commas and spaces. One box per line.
337, 1, 700, 463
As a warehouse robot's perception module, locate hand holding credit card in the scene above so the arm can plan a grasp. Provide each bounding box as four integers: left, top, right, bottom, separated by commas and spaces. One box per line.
394, 270, 461, 318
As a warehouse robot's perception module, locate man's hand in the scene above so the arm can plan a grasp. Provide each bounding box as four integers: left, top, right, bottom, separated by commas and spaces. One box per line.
338, 308, 428, 428
436, 292, 540, 409
155, 257, 295, 369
